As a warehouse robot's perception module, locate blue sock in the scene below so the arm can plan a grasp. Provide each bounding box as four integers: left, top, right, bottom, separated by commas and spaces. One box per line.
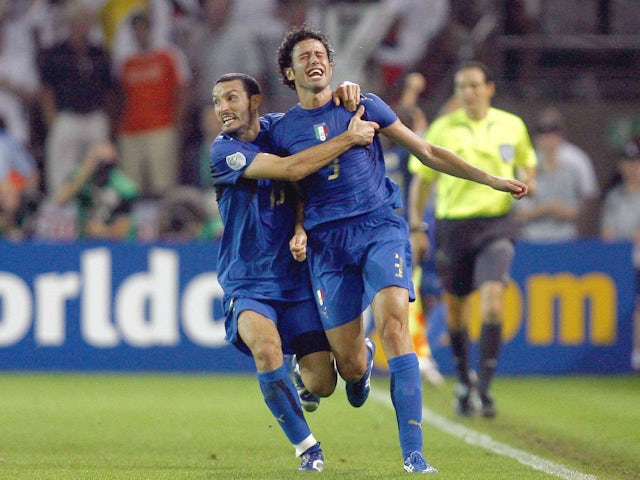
257, 364, 311, 445
388, 353, 423, 458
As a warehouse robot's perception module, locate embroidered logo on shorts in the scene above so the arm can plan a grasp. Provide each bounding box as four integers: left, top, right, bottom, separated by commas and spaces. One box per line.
316, 288, 328, 317
316, 289, 325, 306
499, 144, 515, 163
314, 123, 329, 142
226, 152, 246, 170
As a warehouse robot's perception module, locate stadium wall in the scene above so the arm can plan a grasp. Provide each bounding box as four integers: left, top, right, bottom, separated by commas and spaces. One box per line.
0, 239, 634, 374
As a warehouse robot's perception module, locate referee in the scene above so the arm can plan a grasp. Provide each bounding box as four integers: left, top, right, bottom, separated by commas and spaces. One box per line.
408, 60, 537, 418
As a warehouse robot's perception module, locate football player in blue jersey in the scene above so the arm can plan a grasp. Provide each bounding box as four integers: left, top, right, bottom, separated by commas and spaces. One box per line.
210, 73, 378, 472
271, 25, 529, 474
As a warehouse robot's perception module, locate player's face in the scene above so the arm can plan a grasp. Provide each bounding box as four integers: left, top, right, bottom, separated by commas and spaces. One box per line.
212, 80, 256, 137
454, 67, 495, 119
286, 38, 333, 92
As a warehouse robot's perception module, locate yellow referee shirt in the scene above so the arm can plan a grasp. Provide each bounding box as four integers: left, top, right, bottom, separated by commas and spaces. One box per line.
409, 107, 537, 219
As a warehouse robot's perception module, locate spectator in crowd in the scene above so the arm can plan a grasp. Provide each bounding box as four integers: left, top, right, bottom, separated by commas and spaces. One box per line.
372, 0, 449, 99
115, 9, 191, 197
520, 106, 600, 238
157, 185, 222, 241
100, 0, 176, 70
39, 1, 115, 196
600, 138, 640, 371
0, 115, 40, 238
182, 103, 220, 189
0, 2, 42, 146
514, 113, 597, 242
408, 60, 536, 418
27, 0, 104, 52
54, 140, 139, 240
184, 0, 262, 113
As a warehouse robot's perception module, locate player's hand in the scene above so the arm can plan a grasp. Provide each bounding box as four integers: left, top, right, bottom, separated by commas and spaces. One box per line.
333, 81, 361, 111
290, 231, 307, 262
491, 177, 529, 200
348, 105, 379, 146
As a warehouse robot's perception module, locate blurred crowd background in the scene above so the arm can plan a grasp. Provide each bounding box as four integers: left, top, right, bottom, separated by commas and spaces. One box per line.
0, 0, 639, 243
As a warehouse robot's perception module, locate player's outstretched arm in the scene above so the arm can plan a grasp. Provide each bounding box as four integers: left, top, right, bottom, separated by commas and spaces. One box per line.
382, 120, 529, 198
244, 105, 379, 181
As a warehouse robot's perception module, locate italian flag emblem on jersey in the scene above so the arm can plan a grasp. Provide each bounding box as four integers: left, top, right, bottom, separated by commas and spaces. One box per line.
314, 123, 328, 141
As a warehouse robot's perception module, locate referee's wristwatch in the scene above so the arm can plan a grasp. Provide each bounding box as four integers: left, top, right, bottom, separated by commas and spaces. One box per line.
409, 222, 429, 234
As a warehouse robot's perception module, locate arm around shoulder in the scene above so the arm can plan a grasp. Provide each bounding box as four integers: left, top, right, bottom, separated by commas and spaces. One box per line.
244, 106, 379, 181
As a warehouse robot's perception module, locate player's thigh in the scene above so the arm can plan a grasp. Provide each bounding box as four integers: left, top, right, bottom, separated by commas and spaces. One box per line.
233, 299, 282, 361
237, 311, 280, 351
324, 316, 367, 381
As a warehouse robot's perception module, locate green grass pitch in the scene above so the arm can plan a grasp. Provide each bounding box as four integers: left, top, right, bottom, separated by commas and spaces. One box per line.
0, 373, 638, 479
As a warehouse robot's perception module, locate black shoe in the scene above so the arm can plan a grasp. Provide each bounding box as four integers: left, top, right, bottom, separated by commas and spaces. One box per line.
454, 370, 479, 417
479, 392, 496, 418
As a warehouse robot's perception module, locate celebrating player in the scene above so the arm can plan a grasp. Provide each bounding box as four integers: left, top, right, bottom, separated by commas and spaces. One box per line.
270, 25, 529, 474
210, 73, 377, 472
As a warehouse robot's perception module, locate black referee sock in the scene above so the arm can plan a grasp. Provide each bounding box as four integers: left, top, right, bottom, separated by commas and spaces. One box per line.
478, 323, 502, 396
449, 329, 470, 385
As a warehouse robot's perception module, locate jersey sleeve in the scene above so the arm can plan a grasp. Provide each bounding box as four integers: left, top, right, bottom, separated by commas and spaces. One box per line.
360, 93, 398, 128
210, 137, 261, 186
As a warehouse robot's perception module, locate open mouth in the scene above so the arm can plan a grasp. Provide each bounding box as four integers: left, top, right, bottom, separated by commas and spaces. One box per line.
307, 68, 324, 79
221, 115, 236, 127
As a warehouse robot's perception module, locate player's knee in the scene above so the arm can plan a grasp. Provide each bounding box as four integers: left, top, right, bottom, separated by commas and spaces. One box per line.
377, 316, 406, 348
249, 339, 282, 371
337, 356, 367, 383
306, 374, 337, 397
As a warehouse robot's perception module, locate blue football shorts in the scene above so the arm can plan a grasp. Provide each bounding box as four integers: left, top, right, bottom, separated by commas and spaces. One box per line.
224, 296, 330, 357
307, 207, 415, 330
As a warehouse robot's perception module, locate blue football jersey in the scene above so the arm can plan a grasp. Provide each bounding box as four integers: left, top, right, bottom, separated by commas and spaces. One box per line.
269, 93, 403, 230
210, 113, 311, 301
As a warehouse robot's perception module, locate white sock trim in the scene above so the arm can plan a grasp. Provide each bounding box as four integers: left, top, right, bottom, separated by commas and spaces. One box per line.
294, 433, 317, 457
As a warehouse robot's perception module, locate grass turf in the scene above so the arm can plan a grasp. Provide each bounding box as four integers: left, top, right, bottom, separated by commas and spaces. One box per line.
0, 373, 638, 479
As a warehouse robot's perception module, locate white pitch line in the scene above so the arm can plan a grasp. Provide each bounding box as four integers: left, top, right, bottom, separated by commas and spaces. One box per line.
370, 388, 596, 480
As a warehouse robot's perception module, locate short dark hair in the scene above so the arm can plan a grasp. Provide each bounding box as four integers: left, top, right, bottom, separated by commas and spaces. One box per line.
276, 24, 335, 90
455, 60, 494, 84
214, 73, 261, 97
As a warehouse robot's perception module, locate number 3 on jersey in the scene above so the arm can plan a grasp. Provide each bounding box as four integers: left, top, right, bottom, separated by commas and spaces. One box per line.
328, 158, 340, 180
